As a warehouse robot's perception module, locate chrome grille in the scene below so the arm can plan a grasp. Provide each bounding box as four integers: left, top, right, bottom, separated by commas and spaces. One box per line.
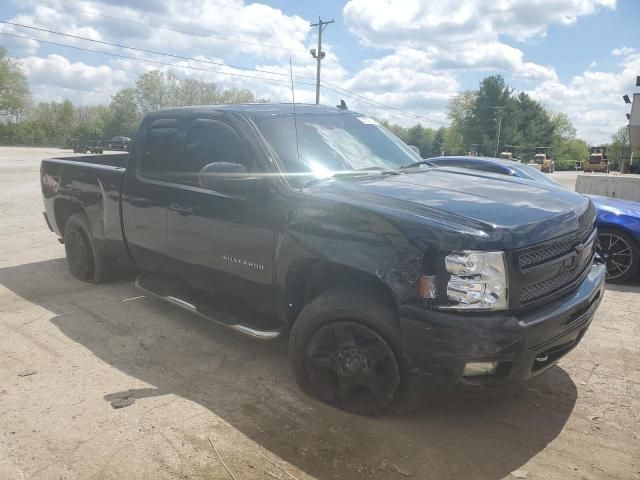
519, 225, 594, 269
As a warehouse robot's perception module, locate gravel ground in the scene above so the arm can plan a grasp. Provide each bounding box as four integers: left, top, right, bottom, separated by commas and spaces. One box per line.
0, 147, 638, 480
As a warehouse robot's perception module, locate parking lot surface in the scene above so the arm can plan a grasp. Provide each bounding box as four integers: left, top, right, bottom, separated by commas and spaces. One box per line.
1, 147, 638, 480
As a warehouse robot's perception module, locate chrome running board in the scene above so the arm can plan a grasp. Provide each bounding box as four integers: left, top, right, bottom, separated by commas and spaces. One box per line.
135, 272, 283, 340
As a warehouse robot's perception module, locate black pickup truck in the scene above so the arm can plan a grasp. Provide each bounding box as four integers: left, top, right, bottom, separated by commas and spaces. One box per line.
41, 104, 605, 414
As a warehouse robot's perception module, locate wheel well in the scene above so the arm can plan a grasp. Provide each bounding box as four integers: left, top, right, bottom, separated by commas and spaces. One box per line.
599, 225, 640, 248
54, 198, 84, 238
286, 260, 398, 323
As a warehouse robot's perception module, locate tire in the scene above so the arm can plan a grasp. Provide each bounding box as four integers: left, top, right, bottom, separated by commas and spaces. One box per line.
64, 213, 115, 283
597, 228, 639, 283
289, 286, 416, 415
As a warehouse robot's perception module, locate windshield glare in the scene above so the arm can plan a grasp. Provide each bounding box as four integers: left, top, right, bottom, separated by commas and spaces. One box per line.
517, 164, 564, 187
256, 114, 420, 185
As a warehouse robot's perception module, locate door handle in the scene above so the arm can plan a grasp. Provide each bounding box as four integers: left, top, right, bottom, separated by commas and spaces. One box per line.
169, 202, 194, 215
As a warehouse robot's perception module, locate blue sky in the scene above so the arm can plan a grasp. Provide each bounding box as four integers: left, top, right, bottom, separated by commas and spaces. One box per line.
0, 0, 638, 143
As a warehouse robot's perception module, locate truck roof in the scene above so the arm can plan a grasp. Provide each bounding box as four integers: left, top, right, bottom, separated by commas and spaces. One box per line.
142, 103, 354, 121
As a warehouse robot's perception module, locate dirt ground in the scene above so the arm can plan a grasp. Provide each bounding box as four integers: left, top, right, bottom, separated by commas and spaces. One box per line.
0, 147, 638, 480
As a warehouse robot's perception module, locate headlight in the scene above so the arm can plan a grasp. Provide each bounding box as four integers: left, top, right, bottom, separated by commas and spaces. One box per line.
443, 251, 508, 310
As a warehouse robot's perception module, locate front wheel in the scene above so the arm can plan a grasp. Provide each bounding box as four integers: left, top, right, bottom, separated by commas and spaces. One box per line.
597, 228, 639, 282
289, 286, 414, 415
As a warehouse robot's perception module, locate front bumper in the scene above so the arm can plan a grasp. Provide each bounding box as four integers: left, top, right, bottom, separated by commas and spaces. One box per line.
398, 262, 606, 387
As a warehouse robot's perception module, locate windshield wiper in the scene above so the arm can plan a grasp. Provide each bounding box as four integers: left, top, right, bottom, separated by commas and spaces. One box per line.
301, 167, 399, 188
399, 159, 437, 169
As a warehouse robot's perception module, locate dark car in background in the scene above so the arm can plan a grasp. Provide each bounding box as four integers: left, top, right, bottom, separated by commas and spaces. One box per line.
107, 136, 131, 150
72, 140, 104, 154
426, 156, 640, 282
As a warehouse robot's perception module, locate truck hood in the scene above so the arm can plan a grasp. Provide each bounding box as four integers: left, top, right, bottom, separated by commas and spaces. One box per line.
309, 167, 595, 250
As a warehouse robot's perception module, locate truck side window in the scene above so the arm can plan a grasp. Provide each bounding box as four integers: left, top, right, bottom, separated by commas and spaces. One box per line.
141, 118, 180, 180
181, 118, 251, 187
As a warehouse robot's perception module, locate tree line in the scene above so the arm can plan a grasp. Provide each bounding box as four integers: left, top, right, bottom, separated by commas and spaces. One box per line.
0, 46, 261, 146
381, 75, 623, 170
0, 46, 632, 169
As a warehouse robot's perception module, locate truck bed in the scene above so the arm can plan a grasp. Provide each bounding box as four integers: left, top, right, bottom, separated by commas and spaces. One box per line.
50, 153, 128, 168
41, 153, 130, 264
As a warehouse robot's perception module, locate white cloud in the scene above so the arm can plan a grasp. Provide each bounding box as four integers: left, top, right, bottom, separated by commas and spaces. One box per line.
342, 0, 612, 80
1, 0, 629, 140
18, 54, 130, 104
3, 0, 328, 106
8, 0, 313, 62
611, 46, 634, 57
341, 0, 623, 136
528, 52, 640, 143
343, 0, 615, 45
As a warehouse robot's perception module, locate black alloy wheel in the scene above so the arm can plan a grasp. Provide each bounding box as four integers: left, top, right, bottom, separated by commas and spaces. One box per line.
597, 229, 639, 282
65, 227, 94, 280
305, 320, 400, 415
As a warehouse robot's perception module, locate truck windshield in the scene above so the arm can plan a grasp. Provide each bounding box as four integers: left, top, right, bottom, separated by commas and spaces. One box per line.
256, 114, 420, 186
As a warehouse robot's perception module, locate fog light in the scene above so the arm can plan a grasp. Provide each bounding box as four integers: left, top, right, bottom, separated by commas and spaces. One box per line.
463, 361, 498, 377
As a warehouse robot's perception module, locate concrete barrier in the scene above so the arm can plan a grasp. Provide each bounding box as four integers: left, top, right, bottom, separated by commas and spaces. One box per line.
575, 173, 640, 202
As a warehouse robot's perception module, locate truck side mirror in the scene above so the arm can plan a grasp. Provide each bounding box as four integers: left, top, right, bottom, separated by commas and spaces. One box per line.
198, 162, 260, 194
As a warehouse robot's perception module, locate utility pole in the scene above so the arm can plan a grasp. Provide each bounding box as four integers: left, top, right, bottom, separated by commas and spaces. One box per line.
310, 17, 334, 104
491, 106, 505, 157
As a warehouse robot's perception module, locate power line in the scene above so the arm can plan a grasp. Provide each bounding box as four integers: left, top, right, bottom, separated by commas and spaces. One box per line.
320, 82, 449, 126
1, 25, 450, 126
4, 22, 447, 125
1, 20, 317, 81
0, 31, 318, 86
41, 0, 309, 53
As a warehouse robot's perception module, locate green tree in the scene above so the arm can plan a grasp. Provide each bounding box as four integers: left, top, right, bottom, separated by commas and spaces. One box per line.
443, 125, 465, 155
447, 74, 588, 166
432, 127, 446, 156
550, 112, 576, 143
104, 88, 141, 138
448, 76, 521, 156
514, 92, 554, 161
608, 126, 630, 170
0, 63, 265, 146
58, 99, 75, 138
402, 124, 436, 157
554, 138, 589, 170
0, 46, 30, 122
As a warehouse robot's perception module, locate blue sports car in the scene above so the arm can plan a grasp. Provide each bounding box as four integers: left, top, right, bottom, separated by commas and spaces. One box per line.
426, 156, 640, 282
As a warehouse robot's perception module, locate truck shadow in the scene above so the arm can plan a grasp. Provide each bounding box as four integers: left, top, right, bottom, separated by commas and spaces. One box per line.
1, 259, 579, 480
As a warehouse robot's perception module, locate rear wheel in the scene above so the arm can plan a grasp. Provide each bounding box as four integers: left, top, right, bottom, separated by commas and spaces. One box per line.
64, 213, 115, 283
289, 286, 414, 415
597, 228, 639, 282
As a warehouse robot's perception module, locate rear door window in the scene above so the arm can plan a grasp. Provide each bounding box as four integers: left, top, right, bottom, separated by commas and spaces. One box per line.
140, 118, 181, 180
